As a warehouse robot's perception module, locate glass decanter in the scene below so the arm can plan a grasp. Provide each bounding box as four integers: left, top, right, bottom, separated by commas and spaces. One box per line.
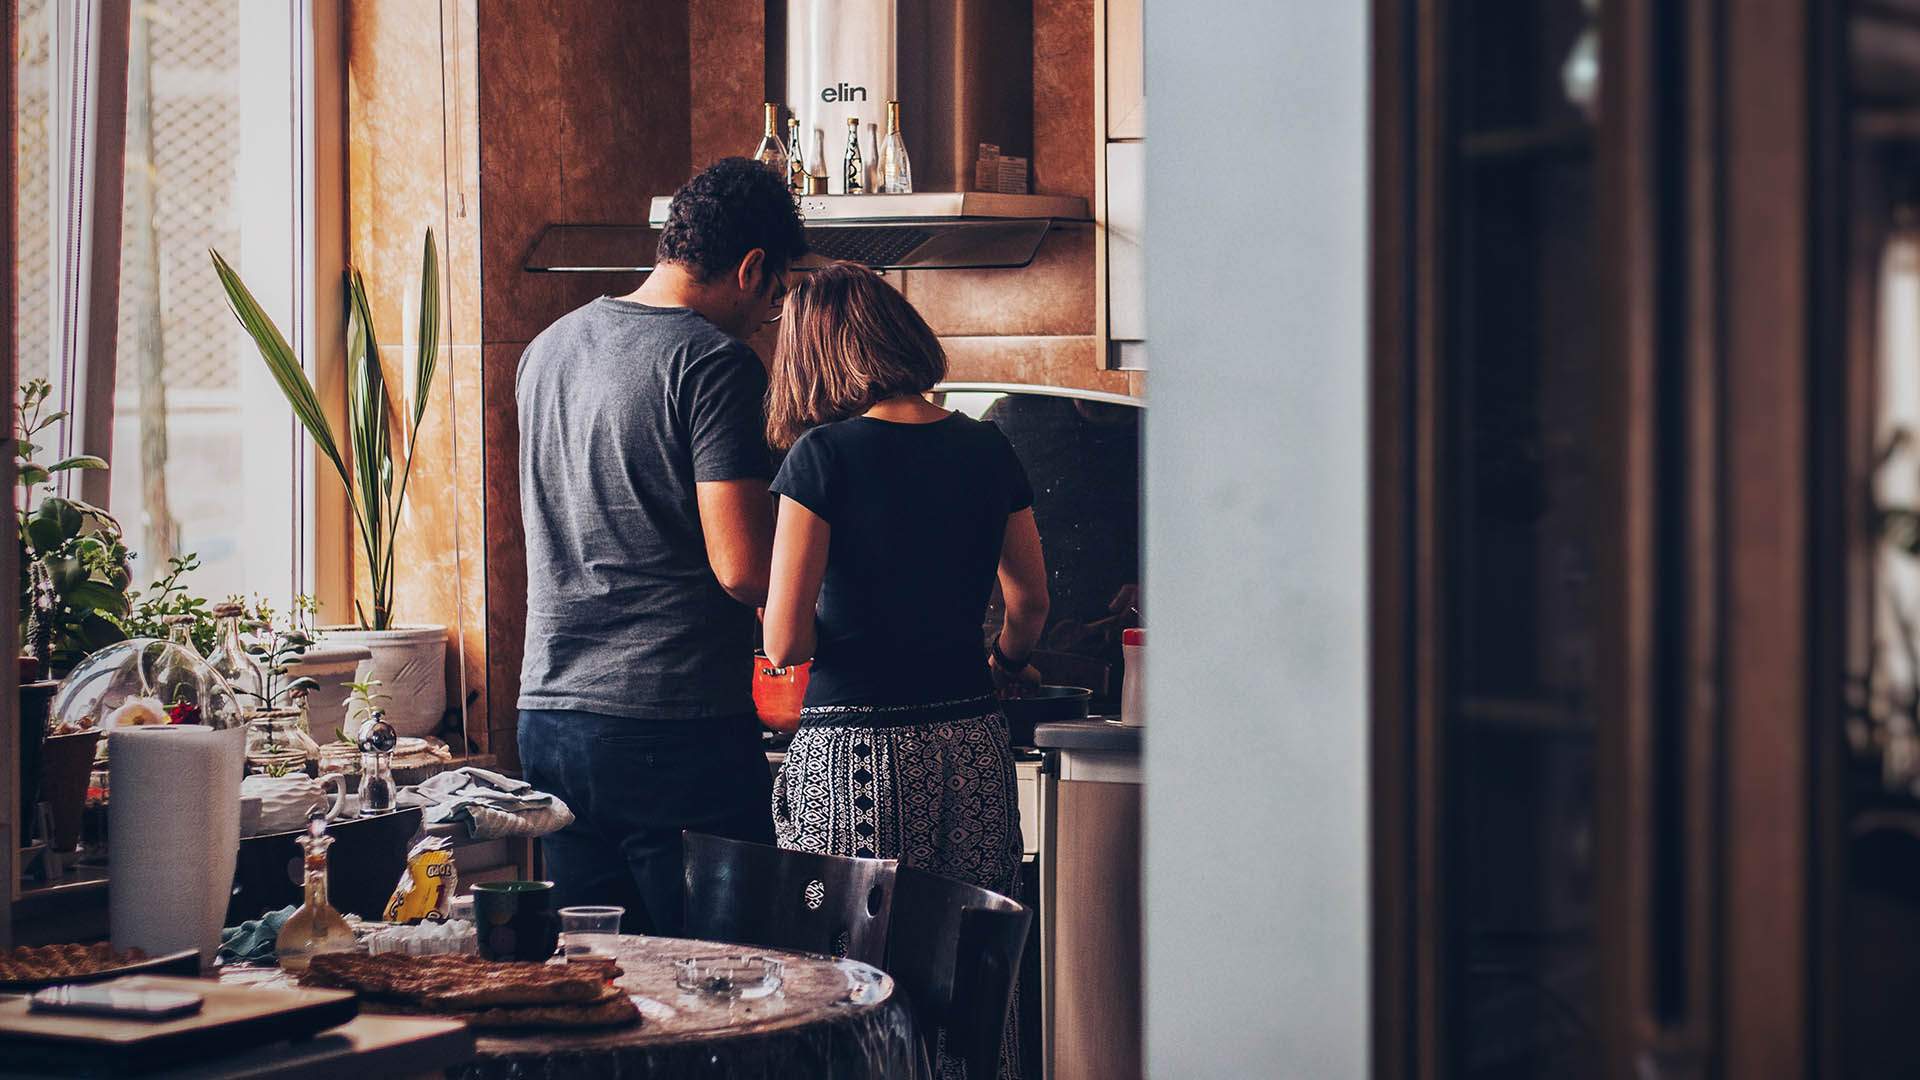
276, 813, 358, 971
206, 601, 265, 707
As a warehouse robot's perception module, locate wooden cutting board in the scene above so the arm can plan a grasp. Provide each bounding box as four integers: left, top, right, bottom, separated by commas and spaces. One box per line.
0, 975, 358, 1075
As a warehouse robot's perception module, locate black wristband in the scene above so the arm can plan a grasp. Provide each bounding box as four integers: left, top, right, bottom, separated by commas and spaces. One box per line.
991, 635, 1029, 672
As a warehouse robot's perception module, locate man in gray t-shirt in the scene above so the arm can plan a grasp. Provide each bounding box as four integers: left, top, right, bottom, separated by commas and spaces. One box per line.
515, 159, 806, 934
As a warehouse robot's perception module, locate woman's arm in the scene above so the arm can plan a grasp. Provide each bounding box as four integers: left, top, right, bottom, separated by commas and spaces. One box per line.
762, 496, 831, 668
994, 509, 1050, 665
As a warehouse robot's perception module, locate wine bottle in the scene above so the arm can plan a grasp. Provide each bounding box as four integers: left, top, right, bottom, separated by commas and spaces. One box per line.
842, 117, 866, 194
878, 100, 913, 194
752, 102, 789, 177
786, 116, 806, 194
806, 129, 828, 194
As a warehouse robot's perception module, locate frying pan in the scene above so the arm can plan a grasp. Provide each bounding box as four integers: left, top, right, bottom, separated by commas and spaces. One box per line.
999, 685, 1092, 747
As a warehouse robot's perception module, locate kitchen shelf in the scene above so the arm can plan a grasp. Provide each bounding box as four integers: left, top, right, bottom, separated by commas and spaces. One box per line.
1456, 695, 1590, 735
1459, 123, 1594, 164
1855, 108, 1920, 143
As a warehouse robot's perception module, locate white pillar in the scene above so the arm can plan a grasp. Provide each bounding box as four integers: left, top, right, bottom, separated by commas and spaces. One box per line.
1141, 2, 1370, 1076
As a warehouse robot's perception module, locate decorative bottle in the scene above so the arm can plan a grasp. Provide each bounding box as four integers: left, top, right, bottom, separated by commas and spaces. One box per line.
275, 814, 358, 972
752, 102, 789, 178
806, 129, 828, 194
786, 116, 807, 194
842, 117, 866, 195
207, 601, 264, 708
878, 100, 913, 193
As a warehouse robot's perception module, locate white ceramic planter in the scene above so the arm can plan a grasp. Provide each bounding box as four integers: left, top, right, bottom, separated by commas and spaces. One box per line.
317, 625, 448, 738
286, 641, 373, 744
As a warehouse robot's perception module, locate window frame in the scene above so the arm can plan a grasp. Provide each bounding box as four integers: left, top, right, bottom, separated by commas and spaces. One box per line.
29, 0, 348, 616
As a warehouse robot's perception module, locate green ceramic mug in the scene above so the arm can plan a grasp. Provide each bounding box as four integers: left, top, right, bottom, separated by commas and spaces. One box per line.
471, 880, 560, 962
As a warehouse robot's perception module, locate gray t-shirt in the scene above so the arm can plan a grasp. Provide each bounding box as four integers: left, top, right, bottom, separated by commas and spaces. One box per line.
516, 297, 771, 719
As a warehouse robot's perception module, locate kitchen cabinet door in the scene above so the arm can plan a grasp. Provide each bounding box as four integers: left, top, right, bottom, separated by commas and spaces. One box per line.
1105, 0, 1143, 140
1373, 0, 1830, 1076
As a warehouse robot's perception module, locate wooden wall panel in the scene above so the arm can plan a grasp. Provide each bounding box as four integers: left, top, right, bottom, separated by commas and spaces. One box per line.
476, 0, 688, 347
690, 0, 765, 170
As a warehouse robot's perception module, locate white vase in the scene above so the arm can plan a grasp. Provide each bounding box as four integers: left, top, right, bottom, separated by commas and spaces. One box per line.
317, 625, 448, 738
287, 641, 373, 744
241, 772, 349, 835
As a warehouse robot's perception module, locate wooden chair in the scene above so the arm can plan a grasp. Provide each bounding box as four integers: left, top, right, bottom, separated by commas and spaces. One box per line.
885, 865, 1032, 1080
680, 831, 895, 965
227, 807, 422, 923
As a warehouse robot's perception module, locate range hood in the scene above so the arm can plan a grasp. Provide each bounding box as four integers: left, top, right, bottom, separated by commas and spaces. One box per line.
524, 0, 1084, 274
524, 191, 1086, 274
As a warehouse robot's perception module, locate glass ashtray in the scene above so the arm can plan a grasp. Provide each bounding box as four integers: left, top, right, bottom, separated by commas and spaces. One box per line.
674, 955, 784, 1000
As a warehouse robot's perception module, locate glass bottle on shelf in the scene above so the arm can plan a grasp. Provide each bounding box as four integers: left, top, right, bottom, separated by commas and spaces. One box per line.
752, 102, 789, 178
162, 614, 198, 655
865, 122, 880, 193
878, 100, 913, 194
842, 117, 866, 195
806, 129, 828, 194
275, 813, 358, 972
786, 116, 806, 194
207, 601, 264, 708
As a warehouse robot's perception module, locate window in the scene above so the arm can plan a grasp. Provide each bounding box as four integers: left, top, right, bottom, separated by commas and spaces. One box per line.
15, 0, 321, 608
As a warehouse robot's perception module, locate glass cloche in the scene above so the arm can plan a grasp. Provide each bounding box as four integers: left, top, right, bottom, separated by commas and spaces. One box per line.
51, 638, 247, 734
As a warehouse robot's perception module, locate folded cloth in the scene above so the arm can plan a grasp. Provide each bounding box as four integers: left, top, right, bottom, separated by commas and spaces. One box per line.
219, 905, 296, 965
398, 767, 575, 840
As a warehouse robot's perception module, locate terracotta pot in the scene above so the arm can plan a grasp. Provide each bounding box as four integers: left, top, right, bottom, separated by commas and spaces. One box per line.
42, 730, 103, 852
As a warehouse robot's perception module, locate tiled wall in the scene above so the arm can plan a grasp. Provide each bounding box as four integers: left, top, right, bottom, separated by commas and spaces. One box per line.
345, 0, 488, 748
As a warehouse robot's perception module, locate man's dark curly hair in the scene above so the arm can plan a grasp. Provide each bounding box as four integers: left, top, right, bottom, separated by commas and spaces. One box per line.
657, 158, 808, 282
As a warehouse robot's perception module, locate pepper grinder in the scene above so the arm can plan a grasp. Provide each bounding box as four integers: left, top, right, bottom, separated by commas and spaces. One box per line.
357, 712, 398, 816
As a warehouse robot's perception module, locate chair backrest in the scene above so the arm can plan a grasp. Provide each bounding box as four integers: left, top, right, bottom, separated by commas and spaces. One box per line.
227, 807, 422, 924
885, 865, 1033, 1080
681, 831, 896, 965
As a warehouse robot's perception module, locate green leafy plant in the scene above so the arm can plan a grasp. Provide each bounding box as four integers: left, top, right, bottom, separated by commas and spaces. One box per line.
209, 232, 440, 631
340, 676, 391, 744
243, 595, 320, 710
16, 380, 130, 673
117, 552, 216, 653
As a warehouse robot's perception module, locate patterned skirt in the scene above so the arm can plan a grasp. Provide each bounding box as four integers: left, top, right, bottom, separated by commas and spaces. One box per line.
772, 694, 1024, 1080
772, 694, 1022, 897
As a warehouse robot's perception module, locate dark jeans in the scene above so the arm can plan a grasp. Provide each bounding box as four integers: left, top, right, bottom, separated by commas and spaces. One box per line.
518, 709, 774, 936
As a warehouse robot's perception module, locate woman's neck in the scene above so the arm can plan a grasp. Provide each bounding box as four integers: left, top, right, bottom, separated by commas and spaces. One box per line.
863, 395, 949, 424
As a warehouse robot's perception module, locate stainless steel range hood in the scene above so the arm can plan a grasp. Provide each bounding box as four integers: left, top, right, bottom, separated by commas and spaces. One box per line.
524, 192, 1087, 273
524, 0, 1083, 274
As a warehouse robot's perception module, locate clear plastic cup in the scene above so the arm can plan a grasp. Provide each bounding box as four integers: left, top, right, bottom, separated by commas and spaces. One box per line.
558, 905, 624, 963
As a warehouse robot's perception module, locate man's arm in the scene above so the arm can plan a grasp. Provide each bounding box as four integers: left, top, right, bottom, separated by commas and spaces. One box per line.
696, 479, 775, 607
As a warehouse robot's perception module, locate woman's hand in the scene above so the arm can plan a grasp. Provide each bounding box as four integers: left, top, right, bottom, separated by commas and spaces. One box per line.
990, 649, 1043, 699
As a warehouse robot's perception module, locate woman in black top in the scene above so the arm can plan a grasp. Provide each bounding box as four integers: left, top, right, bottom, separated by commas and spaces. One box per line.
762, 263, 1049, 918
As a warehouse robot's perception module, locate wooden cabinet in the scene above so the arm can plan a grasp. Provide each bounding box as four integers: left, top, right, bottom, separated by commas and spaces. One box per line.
1046, 752, 1141, 1080
1373, 0, 1839, 1075
1104, 0, 1143, 140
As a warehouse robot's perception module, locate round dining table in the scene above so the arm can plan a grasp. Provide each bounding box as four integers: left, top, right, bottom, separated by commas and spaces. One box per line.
223, 934, 926, 1079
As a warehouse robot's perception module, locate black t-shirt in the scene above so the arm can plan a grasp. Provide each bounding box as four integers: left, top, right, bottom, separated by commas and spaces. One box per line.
516, 298, 772, 719
771, 413, 1035, 708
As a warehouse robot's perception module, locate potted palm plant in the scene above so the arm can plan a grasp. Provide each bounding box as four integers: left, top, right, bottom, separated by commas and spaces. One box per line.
209, 232, 447, 736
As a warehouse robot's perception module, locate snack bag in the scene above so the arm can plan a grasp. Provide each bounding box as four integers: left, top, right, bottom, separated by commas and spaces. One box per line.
384, 836, 458, 923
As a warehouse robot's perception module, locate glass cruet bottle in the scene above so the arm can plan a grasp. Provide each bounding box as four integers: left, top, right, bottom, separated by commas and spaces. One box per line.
358, 714, 397, 816
206, 601, 265, 708
276, 813, 358, 972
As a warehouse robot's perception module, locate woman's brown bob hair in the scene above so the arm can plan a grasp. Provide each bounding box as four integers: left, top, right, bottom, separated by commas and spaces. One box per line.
766, 262, 947, 449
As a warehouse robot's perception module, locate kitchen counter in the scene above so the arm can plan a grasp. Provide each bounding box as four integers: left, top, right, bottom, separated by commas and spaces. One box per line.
1034, 718, 1142, 754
